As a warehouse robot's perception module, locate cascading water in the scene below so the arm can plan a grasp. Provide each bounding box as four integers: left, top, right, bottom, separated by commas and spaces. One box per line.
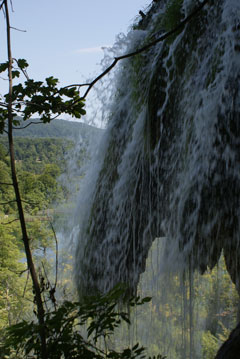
75, 0, 240, 293
73, 0, 240, 356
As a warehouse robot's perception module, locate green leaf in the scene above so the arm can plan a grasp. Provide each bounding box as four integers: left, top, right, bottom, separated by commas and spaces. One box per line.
142, 297, 152, 303
17, 58, 29, 69
12, 70, 20, 79
0, 62, 9, 73
12, 119, 20, 126
46, 76, 58, 87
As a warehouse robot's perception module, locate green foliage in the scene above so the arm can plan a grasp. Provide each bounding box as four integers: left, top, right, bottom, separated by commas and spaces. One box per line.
163, 0, 184, 32
0, 58, 86, 133
9, 117, 98, 140
0, 286, 150, 359
0, 222, 32, 331
0, 137, 75, 214
201, 331, 220, 359
0, 137, 74, 173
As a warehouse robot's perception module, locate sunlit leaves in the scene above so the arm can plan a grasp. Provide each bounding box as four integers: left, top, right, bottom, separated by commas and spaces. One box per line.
0, 62, 9, 73
16, 58, 29, 70
1, 285, 149, 359
0, 58, 86, 134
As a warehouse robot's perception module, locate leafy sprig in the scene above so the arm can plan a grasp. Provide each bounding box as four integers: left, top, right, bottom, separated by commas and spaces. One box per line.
0, 59, 86, 133
0, 285, 152, 359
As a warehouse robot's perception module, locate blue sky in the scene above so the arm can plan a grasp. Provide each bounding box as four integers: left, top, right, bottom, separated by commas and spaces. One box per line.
0, 0, 149, 93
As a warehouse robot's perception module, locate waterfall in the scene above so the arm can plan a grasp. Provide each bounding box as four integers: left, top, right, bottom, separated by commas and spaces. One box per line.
74, 0, 240, 302
69, 0, 240, 357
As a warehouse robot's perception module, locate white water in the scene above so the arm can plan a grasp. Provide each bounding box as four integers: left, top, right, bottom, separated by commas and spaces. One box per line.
71, 0, 240, 357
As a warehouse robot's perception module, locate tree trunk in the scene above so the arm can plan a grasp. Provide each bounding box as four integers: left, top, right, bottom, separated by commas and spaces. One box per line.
4, 1, 47, 357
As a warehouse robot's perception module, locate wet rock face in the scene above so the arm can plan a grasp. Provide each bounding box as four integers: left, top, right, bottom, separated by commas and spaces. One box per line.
215, 323, 240, 359
75, 0, 240, 296
145, 0, 240, 288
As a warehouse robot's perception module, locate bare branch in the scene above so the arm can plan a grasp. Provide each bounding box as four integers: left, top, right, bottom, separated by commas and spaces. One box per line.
18, 268, 29, 276
49, 113, 61, 121
21, 199, 40, 206
7, 267, 28, 275
61, 82, 91, 89
74, 0, 209, 99
0, 199, 16, 205
10, 26, 26, 32
50, 221, 58, 290
82, 59, 118, 99
0, 181, 13, 185
23, 269, 30, 298
0, 0, 6, 12
1, 217, 19, 225
13, 120, 42, 130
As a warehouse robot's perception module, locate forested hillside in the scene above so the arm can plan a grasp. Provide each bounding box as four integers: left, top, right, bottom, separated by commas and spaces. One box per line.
11, 118, 99, 140
0, 137, 73, 173
0, 120, 92, 332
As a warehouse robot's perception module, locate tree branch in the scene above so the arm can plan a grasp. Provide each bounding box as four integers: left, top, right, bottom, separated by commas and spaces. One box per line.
0, 0, 6, 12
4, 1, 47, 357
10, 26, 26, 32
1, 217, 19, 225
22, 269, 30, 298
0, 199, 16, 205
61, 82, 91, 89
50, 221, 58, 290
75, 0, 210, 99
12, 120, 42, 130
21, 199, 40, 206
0, 181, 13, 185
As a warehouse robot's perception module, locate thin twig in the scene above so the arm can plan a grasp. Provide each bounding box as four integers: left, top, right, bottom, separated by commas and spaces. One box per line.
50, 221, 58, 290
13, 120, 42, 130
61, 82, 91, 89
23, 269, 30, 298
21, 199, 39, 205
82, 59, 118, 99
1, 217, 19, 225
0, 181, 13, 185
41, 262, 52, 290
40, 263, 50, 312
10, 26, 26, 32
0, 199, 16, 205
0, 0, 6, 12
18, 268, 29, 275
